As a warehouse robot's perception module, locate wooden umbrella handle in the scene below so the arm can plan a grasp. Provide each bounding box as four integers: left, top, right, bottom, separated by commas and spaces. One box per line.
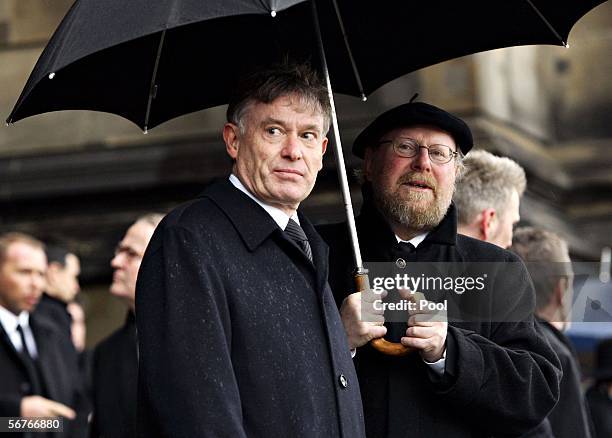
354, 272, 414, 357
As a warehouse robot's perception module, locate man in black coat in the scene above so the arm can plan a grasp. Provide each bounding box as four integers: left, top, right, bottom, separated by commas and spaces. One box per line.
510, 227, 593, 438
91, 214, 162, 438
35, 246, 81, 344
136, 64, 365, 437
318, 102, 561, 437
0, 233, 86, 437
586, 338, 612, 438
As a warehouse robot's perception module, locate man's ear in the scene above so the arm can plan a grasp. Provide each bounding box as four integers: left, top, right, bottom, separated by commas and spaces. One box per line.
316, 137, 329, 171
46, 262, 61, 277
223, 123, 240, 160
553, 277, 568, 307
479, 208, 496, 241
321, 137, 328, 156
45, 263, 63, 290
363, 147, 375, 181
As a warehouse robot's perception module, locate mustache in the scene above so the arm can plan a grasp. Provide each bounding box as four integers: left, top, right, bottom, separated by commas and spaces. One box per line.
397, 172, 437, 190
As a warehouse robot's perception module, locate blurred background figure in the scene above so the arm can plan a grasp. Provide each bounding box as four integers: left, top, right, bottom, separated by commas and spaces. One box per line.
454, 149, 526, 249
0, 232, 86, 437
90, 213, 163, 438
36, 245, 81, 344
66, 301, 86, 354
586, 338, 612, 438
511, 227, 593, 438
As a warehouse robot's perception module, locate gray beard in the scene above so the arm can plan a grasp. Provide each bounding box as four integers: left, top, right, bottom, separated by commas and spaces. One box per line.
373, 185, 453, 232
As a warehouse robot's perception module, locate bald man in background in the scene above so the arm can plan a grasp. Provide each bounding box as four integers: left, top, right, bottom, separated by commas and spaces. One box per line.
91, 214, 163, 438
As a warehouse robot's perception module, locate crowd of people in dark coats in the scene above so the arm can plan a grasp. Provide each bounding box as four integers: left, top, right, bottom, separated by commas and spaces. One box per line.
0, 214, 162, 438
1, 63, 611, 437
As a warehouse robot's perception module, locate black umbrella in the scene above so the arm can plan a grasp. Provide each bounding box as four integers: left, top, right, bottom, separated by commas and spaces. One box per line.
7, 0, 606, 354
7, 0, 606, 130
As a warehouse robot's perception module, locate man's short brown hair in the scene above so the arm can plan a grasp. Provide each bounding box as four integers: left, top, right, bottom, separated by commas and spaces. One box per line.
227, 62, 331, 134
0, 232, 45, 265
510, 227, 571, 311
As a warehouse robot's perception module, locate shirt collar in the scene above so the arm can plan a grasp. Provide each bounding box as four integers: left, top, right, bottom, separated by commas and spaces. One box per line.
395, 232, 429, 248
229, 174, 300, 230
0, 305, 29, 333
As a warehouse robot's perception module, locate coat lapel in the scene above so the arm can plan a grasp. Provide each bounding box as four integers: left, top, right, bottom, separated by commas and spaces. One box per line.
203, 179, 327, 293
30, 316, 61, 401
202, 179, 280, 252
300, 211, 329, 294
0, 324, 29, 371
0, 321, 46, 397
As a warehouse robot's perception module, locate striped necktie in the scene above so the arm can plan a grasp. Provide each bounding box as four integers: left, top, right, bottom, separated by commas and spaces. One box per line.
285, 219, 313, 262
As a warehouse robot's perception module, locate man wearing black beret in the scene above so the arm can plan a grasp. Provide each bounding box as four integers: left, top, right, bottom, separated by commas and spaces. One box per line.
318, 101, 562, 437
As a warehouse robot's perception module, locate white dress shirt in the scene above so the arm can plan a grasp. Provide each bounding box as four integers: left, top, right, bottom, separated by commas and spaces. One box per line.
229, 174, 299, 230
0, 305, 39, 359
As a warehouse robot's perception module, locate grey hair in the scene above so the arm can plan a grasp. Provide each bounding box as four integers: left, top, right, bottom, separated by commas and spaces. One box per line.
453, 149, 525, 225
510, 227, 571, 311
227, 63, 331, 135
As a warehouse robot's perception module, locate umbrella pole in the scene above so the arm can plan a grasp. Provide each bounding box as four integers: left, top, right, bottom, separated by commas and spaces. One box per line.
310, 0, 414, 357
310, 0, 365, 275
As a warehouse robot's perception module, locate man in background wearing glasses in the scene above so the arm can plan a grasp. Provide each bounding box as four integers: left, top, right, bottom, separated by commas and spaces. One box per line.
319, 102, 561, 437
90, 213, 163, 438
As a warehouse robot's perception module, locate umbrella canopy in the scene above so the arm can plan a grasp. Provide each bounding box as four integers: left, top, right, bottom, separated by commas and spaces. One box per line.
7, 0, 607, 130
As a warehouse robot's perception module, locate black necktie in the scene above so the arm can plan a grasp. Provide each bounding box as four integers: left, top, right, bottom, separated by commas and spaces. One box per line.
398, 241, 416, 253
16, 324, 33, 360
285, 219, 313, 262
16, 324, 43, 395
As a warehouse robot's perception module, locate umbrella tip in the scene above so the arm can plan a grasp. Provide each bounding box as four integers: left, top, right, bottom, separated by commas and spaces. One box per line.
270, 10, 276, 17
361, 94, 367, 102
143, 127, 149, 134
564, 42, 570, 48
48, 72, 56, 79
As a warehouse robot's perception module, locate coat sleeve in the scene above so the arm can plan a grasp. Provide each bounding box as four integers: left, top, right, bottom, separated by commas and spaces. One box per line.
135, 224, 247, 438
0, 395, 22, 417
432, 257, 562, 436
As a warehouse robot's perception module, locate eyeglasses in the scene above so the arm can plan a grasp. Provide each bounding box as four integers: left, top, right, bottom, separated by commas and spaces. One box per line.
379, 138, 458, 164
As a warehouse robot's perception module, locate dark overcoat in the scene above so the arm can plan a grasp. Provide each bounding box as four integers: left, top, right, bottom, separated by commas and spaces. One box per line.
535, 320, 593, 438
34, 295, 72, 341
0, 313, 87, 437
586, 384, 612, 438
318, 198, 562, 438
91, 312, 137, 438
136, 179, 365, 438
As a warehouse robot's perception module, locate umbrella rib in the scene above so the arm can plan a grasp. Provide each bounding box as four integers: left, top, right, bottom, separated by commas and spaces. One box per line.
525, 0, 569, 47
144, 30, 167, 132
330, 0, 366, 101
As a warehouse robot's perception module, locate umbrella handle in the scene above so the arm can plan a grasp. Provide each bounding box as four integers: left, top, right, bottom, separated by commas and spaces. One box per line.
354, 273, 415, 357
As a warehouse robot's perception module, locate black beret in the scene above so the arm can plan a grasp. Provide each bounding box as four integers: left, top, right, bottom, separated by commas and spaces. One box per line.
352, 102, 473, 158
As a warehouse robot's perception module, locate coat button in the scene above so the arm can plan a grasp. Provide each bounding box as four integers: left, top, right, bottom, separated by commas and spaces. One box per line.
338, 374, 348, 388
20, 382, 31, 393
396, 258, 406, 269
